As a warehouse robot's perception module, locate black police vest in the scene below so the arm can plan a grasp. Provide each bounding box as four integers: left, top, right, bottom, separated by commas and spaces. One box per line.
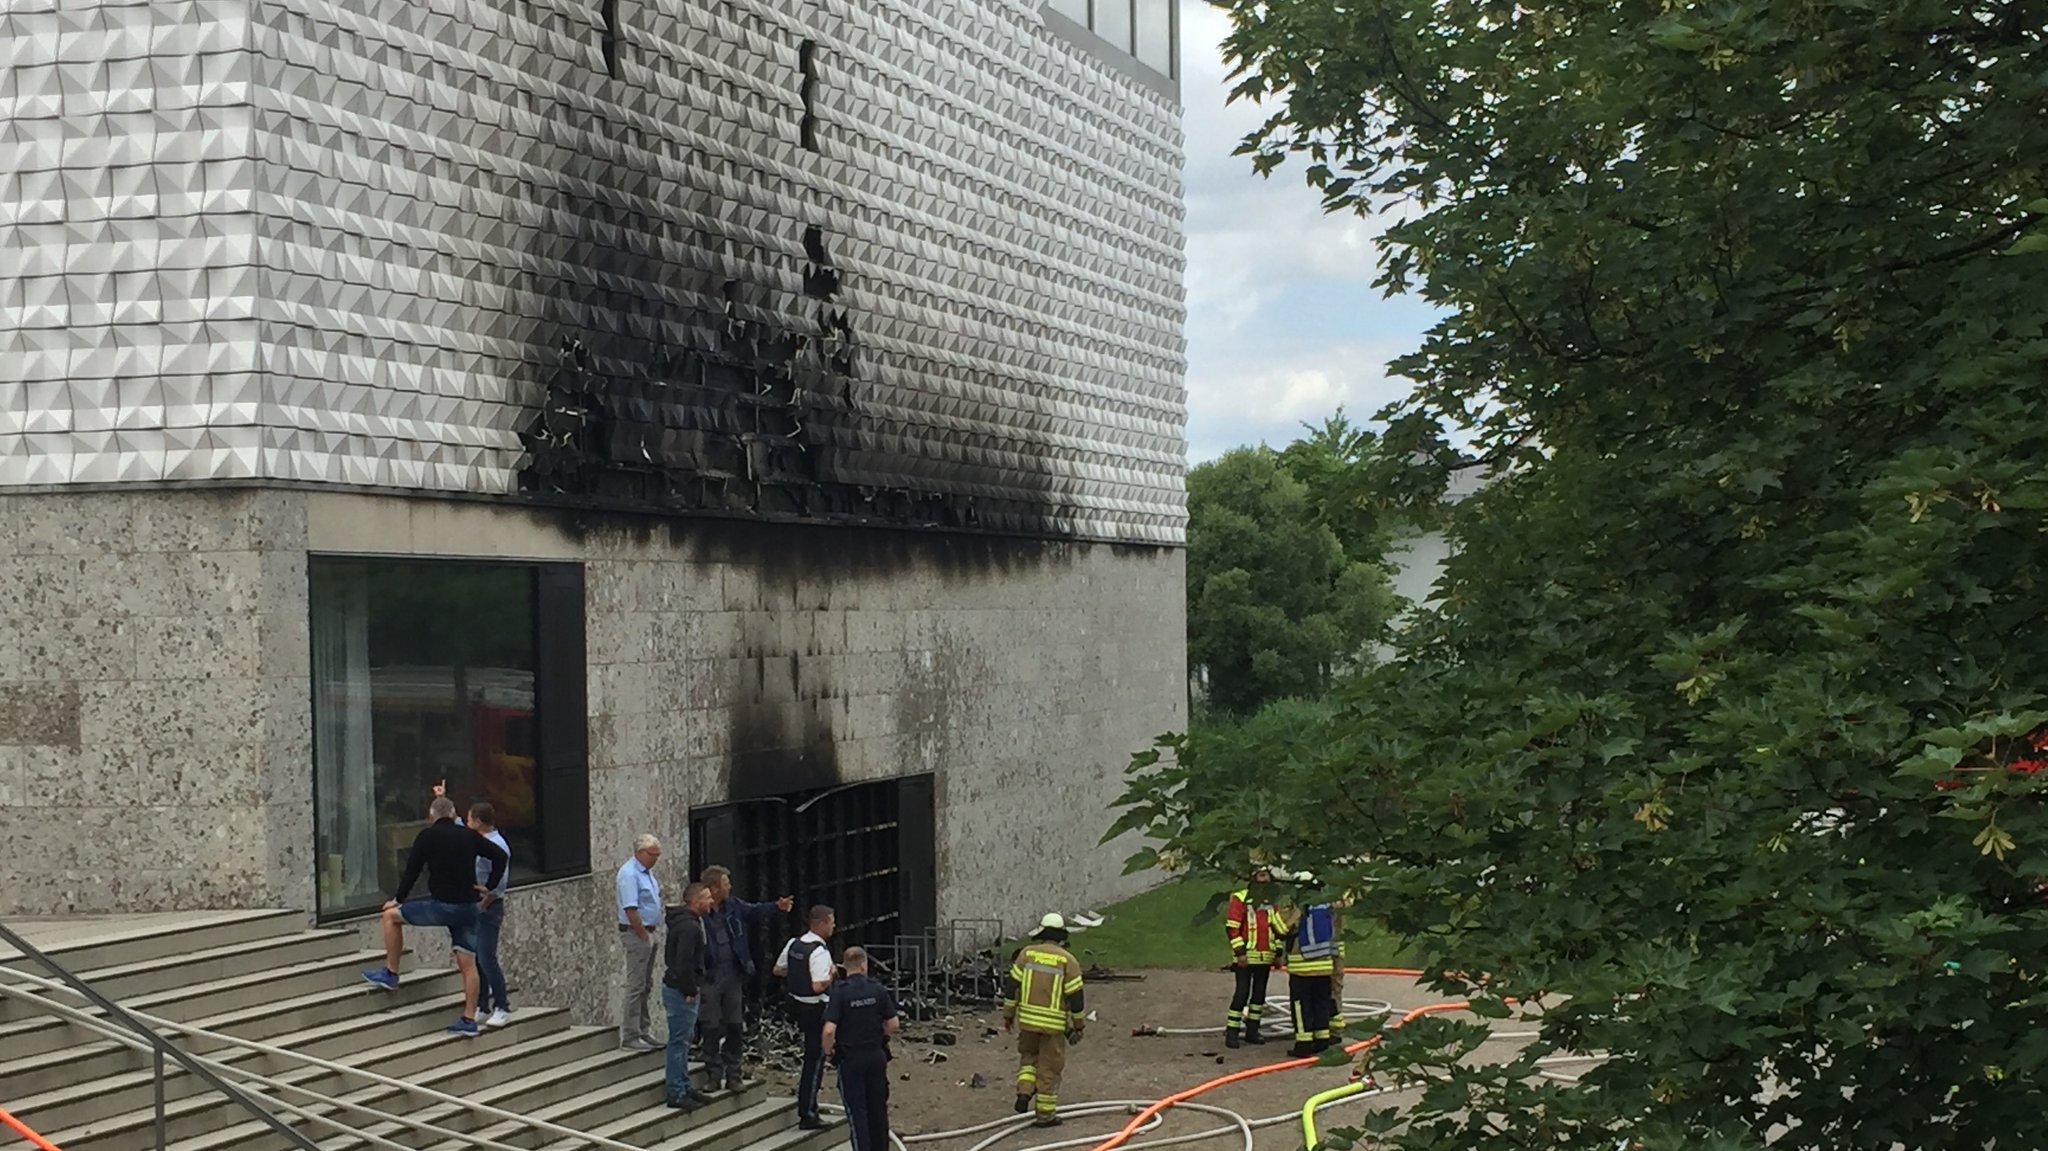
785, 937, 825, 998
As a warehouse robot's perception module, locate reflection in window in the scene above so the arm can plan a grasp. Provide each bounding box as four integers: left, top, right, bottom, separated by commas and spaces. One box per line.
1135, 0, 1172, 75
312, 557, 569, 917
1094, 0, 1131, 54
1046, 0, 1088, 26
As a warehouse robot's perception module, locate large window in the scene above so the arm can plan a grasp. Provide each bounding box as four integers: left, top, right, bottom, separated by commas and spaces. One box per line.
1043, 0, 1176, 81
1133, 0, 1173, 75
311, 557, 589, 919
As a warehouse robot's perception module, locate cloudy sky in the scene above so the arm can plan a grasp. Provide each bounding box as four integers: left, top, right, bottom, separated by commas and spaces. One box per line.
1176, 0, 1440, 462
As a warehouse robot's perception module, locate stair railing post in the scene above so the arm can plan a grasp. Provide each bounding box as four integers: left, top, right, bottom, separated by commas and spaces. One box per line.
155, 1046, 167, 1151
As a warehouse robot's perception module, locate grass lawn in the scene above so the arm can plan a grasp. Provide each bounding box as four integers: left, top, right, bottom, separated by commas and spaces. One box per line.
1055, 876, 1414, 971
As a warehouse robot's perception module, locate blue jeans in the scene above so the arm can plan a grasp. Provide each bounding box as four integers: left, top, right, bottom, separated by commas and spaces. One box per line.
475, 900, 508, 1013
661, 985, 700, 1100
399, 898, 480, 955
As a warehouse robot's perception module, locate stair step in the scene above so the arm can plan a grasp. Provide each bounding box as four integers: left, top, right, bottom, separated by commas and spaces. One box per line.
14, 1004, 571, 1134
0, 949, 430, 1061
0, 968, 466, 1098
716, 1114, 851, 1151
47, 1019, 612, 1151
636, 1096, 815, 1151
404, 1069, 761, 1151
0, 930, 358, 1021
0, 910, 305, 974
171, 1043, 683, 1151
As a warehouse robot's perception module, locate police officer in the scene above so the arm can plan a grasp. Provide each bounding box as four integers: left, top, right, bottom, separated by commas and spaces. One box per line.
772, 904, 836, 1129
822, 946, 899, 1151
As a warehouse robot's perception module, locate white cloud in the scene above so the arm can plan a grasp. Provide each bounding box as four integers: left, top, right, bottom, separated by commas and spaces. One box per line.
1176, 0, 1437, 459
1184, 338, 1418, 461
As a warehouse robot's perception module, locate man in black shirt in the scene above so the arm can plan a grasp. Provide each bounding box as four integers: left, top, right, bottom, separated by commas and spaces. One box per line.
822, 946, 899, 1151
361, 792, 508, 1037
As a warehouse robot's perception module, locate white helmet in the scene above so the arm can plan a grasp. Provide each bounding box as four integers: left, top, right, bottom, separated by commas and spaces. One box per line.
1038, 912, 1067, 932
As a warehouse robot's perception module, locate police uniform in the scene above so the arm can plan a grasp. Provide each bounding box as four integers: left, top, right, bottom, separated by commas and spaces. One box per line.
776, 931, 834, 1125
1004, 930, 1085, 1125
824, 972, 896, 1151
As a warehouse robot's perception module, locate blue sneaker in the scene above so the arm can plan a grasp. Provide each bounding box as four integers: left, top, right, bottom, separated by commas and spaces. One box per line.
361, 968, 399, 991
446, 1017, 480, 1037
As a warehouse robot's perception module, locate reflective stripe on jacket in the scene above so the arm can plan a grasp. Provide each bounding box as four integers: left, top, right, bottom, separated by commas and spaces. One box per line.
1225, 889, 1281, 963
1003, 943, 1084, 1034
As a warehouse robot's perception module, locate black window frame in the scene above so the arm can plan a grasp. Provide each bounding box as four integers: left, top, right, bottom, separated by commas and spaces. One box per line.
308, 554, 591, 923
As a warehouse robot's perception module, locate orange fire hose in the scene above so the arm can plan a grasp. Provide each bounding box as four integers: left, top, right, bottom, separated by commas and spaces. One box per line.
0, 1103, 63, 1151
1089, 966, 1460, 1151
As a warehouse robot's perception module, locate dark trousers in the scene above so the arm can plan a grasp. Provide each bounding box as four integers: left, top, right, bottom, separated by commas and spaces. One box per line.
794, 1001, 826, 1121
836, 1050, 890, 1151
475, 900, 509, 1014
698, 970, 747, 1083
1289, 972, 1336, 1047
1226, 963, 1271, 1033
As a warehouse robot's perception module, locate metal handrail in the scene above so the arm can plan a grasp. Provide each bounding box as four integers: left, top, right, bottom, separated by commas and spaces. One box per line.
0, 960, 647, 1151
0, 920, 321, 1151
0, 980, 529, 1151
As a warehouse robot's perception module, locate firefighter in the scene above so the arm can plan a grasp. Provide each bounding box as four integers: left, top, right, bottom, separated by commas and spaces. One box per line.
1223, 865, 1283, 1047
1282, 881, 1340, 1058
1003, 913, 1086, 1128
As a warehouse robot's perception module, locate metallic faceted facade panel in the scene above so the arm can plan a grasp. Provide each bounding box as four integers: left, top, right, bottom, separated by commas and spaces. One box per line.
0, 0, 1189, 543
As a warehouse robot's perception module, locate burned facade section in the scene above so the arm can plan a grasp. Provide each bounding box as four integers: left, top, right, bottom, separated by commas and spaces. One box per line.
518, 217, 1024, 532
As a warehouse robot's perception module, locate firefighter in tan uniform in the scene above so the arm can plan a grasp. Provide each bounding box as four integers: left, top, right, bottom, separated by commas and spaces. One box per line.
1003, 913, 1086, 1128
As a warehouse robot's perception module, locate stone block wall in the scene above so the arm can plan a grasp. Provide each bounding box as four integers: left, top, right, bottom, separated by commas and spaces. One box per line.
0, 488, 313, 914
313, 493, 1184, 1023
1, 489, 1183, 1026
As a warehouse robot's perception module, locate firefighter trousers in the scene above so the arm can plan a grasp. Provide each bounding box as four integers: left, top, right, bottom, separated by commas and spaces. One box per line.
1289, 972, 1335, 1048
1226, 964, 1272, 1033
1015, 1029, 1067, 1116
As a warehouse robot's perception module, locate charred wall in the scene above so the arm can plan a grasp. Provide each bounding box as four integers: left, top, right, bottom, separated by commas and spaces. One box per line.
222, 0, 1187, 544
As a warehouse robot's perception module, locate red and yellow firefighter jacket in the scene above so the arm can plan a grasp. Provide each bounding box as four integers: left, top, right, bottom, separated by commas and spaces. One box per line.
1225, 889, 1283, 965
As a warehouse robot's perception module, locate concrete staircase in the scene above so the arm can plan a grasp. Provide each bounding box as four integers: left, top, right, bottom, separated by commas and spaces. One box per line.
0, 910, 844, 1151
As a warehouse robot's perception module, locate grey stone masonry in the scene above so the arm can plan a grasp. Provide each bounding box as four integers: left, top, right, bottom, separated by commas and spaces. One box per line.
0, 488, 1184, 1024
0, 488, 313, 914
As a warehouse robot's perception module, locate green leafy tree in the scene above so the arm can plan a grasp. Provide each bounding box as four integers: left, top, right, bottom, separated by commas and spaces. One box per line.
1121, 1, 2048, 1148
1188, 448, 1395, 715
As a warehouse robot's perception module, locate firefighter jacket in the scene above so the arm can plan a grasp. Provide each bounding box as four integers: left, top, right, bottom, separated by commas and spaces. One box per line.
1004, 941, 1085, 1035
1225, 889, 1282, 965
1278, 905, 1339, 976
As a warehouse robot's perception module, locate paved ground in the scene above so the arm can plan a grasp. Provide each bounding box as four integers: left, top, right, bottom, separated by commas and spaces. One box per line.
757, 969, 1530, 1150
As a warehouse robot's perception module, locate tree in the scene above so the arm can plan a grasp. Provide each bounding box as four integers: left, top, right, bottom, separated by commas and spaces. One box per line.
1120, 2, 2048, 1148
1187, 448, 1395, 715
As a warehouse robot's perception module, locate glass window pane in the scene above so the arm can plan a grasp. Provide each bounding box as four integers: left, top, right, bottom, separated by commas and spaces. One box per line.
1045, 0, 1089, 26
312, 558, 541, 916
1094, 0, 1132, 54
1135, 0, 1172, 74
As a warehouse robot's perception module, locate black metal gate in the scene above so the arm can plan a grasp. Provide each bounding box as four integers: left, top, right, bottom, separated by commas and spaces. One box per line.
689, 774, 936, 1000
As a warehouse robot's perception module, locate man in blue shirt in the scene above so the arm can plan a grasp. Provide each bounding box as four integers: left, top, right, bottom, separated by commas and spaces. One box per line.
699, 864, 794, 1090
615, 834, 664, 1051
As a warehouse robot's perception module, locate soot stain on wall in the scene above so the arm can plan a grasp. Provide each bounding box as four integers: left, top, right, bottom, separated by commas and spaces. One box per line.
514, 43, 1075, 543
721, 597, 843, 800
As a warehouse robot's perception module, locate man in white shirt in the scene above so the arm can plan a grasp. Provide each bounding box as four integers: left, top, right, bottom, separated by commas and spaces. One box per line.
772, 904, 837, 1129
467, 802, 514, 1029
614, 834, 664, 1050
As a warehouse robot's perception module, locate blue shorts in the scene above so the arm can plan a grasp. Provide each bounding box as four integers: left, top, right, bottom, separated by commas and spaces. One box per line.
399, 899, 481, 956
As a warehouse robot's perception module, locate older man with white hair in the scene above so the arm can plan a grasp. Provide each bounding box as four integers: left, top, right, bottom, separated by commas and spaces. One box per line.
615, 832, 665, 1050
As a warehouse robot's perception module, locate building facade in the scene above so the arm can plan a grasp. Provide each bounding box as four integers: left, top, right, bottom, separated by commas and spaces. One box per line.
0, 0, 1186, 1021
